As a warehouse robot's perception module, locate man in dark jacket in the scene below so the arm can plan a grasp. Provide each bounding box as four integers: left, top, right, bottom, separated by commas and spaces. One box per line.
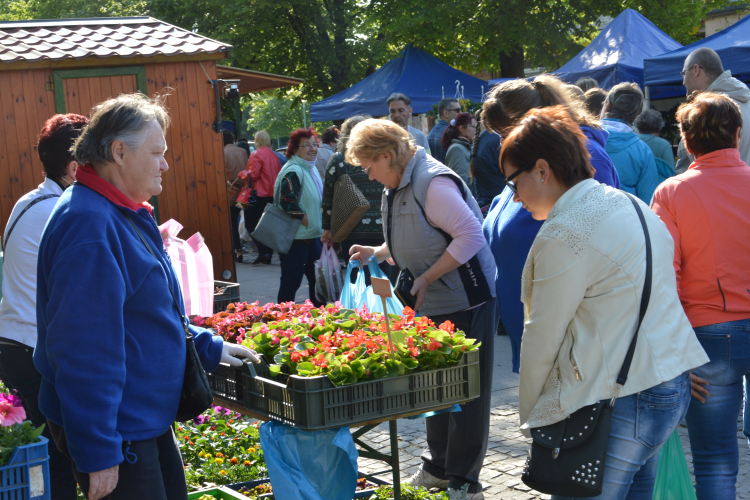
427, 98, 462, 163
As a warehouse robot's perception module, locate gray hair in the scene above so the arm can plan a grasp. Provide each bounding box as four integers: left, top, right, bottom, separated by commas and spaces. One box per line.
575, 77, 599, 92
685, 47, 724, 80
72, 93, 170, 166
635, 109, 664, 134
337, 115, 370, 154
387, 92, 411, 107
437, 98, 459, 117
603, 82, 643, 124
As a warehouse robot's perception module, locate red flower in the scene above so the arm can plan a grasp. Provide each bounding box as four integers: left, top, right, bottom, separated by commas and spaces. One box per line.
427, 338, 442, 351
438, 320, 455, 334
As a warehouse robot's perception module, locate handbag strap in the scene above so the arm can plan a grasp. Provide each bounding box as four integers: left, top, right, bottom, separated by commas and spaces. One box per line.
117, 209, 190, 337
616, 193, 653, 388
2, 194, 59, 252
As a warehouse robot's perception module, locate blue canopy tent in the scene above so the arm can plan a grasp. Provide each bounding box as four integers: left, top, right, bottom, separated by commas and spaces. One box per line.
310, 45, 488, 122
553, 9, 682, 91
644, 12, 750, 86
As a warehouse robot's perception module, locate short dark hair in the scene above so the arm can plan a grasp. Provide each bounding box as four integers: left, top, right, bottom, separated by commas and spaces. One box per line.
575, 77, 599, 92
686, 47, 724, 80
677, 91, 742, 157
223, 130, 234, 146
603, 82, 643, 124
387, 93, 411, 107
584, 88, 607, 118
286, 127, 318, 159
438, 98, 460, 117
321, 125, 340, 145
37, 114, 89, 180
499, 106, 594, 189
635, 109, 664, 135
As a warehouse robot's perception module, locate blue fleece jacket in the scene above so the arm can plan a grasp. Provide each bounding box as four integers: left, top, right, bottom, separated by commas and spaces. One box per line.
602, 119, 659, 203
34, 184, 224, 473
482, 133, 619, 373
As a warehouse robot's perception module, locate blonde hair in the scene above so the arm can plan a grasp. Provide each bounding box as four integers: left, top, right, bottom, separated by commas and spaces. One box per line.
254, 130, 271, 148
345, 119, 417, 171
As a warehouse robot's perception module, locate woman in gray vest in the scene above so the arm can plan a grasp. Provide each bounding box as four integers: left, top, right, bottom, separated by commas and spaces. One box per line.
347, 119, 498, 500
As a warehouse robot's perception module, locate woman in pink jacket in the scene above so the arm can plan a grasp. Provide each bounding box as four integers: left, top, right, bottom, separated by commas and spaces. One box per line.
243, 130, 281, 265
651, 92, 750, 500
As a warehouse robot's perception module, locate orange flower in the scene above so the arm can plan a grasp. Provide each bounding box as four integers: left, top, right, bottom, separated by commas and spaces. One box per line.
230, 457, 239, 465
438, 320, 455, 334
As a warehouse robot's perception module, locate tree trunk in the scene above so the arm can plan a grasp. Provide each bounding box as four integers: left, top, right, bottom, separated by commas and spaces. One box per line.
499, 46, 525, 78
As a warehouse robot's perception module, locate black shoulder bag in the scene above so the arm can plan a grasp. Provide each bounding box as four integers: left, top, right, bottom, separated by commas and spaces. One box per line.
2, 194, 59, 252
521, 192, 653, 497
119, 211, 214, 422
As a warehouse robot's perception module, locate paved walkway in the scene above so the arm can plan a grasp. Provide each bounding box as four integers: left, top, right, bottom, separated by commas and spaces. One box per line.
234, 254, 750, 499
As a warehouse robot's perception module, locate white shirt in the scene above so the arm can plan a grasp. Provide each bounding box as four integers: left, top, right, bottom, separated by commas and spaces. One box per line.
0, 177, 64, 347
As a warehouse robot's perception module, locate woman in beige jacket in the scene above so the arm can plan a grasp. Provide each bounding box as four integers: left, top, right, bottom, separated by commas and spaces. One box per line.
503, 106, 708, 499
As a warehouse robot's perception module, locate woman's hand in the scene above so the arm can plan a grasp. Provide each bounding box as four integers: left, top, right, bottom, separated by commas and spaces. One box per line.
89, 464, 119, 500
410, 276, 430, 310
690, 371, 710, 403
321, 230, 332, 244
301, 215, 309, 227
349, 245, 376, 265
221, 343, 260, 366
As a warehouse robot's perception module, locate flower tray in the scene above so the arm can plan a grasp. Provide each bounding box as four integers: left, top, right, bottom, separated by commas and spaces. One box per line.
206, 363, 246, 405
214, 281, 240, 314
0, 436, 50, 500
241, 349, 479, 431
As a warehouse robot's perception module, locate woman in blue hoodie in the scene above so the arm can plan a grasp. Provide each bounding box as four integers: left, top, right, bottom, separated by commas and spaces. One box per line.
481, 75, 620, 373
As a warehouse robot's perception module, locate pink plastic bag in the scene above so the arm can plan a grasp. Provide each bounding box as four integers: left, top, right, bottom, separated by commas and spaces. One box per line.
159, 219, 214, 317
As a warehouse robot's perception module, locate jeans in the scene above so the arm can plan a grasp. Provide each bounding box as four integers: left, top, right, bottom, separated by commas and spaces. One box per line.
244, 197, 274, 257
0, 340, 78, 500
278, 238, 323, 306
48, 421, 186, 500
552, 371, 692, 500
421, 301, 498, 494
685, 318, 750, 500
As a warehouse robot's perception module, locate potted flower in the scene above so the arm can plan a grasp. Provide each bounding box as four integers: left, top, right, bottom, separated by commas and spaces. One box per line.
0, 391, 46, 466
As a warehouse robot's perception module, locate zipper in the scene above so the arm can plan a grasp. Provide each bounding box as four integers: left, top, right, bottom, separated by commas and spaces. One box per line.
717, 278, 726, 311
569, 332, 583, 381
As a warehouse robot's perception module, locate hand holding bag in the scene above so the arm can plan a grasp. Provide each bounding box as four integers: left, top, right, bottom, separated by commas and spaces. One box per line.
120, 211, 213, 422
521, 193, 653, 497
251, 170, 303, 255
330, 163, 370, 243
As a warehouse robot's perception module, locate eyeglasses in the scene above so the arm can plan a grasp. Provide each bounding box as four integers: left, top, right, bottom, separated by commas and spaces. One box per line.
446, 108, 462, 113
506, 160, 537, 194
298, 142, 318, 149
681, 65, 701, 78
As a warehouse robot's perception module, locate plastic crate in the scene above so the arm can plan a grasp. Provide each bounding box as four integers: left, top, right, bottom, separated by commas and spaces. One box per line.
242, 350, 480, 431
187, 486, 247, 499
0, 436, 50, 500
206, 363, 245, 405
213, 281, 240, 314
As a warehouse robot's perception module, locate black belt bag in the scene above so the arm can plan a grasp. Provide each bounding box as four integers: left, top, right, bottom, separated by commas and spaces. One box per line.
521, 193, 653, 497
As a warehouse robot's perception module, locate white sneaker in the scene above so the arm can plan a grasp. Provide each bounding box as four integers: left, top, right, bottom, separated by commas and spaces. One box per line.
447, 485, 484, 500
407, 464, 450, 489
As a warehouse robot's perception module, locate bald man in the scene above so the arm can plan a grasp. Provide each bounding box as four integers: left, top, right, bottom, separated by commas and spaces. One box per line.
676, 47, 750, 173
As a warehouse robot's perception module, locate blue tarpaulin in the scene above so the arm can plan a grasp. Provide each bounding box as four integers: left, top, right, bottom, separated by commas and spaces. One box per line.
553, 9, 682, 90
310, 45, 488, 122
644, 12, 750, 86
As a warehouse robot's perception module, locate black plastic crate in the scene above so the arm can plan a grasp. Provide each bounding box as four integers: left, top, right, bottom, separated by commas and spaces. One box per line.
213, 280, 240, 314
207, 363, 246, 405
241, 350, 479, 431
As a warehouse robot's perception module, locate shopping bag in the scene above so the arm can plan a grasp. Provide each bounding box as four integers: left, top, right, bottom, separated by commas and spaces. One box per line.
259, 421, 358, 500
339, 256, 403, 314
159, 219, 214, 317
652, 429, 697, 500
315, 243, 343, 304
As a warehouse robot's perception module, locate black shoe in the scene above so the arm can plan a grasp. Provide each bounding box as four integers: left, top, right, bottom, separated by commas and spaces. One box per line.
235, 252, 244, 263
252, 255, 272, 265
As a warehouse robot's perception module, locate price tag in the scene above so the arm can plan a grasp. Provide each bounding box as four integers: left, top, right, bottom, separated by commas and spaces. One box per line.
370, 277, 395, 358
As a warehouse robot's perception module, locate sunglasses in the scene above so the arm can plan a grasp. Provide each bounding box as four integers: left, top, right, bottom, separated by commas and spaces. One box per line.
506, 160, 537, 194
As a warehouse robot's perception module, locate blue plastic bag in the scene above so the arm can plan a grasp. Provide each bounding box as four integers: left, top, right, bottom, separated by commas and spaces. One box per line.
339, 256, 404, 315
259, 421, 358, 500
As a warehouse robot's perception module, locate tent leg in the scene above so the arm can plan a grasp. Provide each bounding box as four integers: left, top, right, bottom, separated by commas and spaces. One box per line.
644, 86, 650, 110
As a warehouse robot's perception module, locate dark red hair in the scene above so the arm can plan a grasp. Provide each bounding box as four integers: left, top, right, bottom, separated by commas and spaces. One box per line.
37, 113, 89, 179
286, 127, 318, 159
440, 112, 474, 150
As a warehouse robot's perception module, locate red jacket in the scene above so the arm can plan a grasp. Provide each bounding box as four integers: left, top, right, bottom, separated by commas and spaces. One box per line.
246, 147, 281, 198
651, 148, 750, 328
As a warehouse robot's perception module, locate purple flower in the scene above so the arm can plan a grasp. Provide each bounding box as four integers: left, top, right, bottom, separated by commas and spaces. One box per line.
213, 406, 231, 416
193, 415, 207, 425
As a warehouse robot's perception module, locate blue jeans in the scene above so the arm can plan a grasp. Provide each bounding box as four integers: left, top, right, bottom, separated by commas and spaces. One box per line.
278, 238, 323, 306
552, 371, 691, 500
685, 318, 750, 500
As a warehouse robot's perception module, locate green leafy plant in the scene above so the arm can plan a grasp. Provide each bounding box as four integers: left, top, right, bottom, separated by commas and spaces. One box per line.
0, 389, 45, 467
370, 484, 449, 499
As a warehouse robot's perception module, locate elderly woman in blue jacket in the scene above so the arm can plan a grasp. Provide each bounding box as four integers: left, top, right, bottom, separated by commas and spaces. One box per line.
481, 75, 620, 373
34, 94, 257, 500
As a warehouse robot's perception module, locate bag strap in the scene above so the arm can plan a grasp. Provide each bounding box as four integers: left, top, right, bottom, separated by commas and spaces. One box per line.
117, 209, 190, 337
2, 194, 59, 252
616, 193, 653, 388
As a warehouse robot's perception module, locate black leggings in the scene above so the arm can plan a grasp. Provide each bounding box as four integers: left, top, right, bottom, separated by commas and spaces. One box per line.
48, 421, 187, 500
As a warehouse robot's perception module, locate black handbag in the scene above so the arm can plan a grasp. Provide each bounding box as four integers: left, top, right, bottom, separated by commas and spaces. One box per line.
120, 211, 214, 422
521, 192, 653, 497
394, 268, 416, 310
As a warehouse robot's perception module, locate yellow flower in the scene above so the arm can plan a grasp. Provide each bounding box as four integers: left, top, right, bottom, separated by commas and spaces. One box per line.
219, 470, 227, 475
214, 458, 224, 464
198, 451, 205, 458
247, 447, 256, 454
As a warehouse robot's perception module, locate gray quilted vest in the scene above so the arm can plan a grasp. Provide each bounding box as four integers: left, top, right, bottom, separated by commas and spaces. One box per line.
382, 148, 496, 316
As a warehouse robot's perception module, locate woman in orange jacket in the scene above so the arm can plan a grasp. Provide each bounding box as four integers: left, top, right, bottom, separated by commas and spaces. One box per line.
651, 92, 750, 500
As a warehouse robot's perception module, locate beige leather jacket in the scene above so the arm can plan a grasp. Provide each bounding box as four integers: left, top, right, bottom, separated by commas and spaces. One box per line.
518, 179, 708, 436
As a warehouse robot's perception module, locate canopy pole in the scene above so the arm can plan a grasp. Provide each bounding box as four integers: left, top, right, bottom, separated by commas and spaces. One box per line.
644, 86, 650, 110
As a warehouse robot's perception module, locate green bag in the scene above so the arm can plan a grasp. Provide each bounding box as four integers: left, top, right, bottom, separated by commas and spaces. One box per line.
652, 429, 697, 500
